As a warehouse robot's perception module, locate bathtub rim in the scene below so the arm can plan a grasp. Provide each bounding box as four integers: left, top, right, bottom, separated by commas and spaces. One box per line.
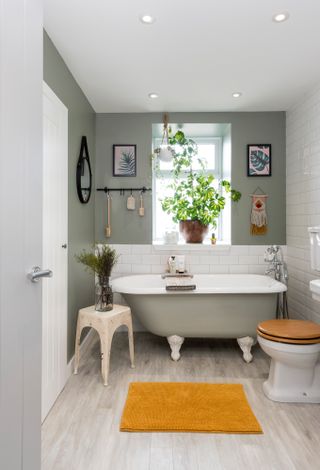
111, 273, 287, 295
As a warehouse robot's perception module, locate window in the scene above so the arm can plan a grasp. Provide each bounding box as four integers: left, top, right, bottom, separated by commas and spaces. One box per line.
152, 134, 230, 244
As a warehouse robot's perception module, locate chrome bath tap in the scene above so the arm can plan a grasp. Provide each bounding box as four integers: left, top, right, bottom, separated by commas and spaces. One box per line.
264, 245, 289, 319
265, 264, 279, 276
264, 245, 288, 283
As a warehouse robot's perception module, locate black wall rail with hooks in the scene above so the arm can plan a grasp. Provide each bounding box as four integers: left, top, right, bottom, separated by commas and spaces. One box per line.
96, 186, 151, 194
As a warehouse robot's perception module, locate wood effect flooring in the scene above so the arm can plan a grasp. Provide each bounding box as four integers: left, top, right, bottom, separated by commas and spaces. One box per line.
42, 332, 320, 470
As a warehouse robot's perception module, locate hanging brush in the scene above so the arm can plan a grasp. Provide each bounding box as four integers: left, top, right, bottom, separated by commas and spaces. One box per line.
139, 190, 145, 217
105, 192, 112, 237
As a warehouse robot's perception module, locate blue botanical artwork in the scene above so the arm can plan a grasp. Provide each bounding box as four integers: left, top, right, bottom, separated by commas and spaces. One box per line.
113, 145, 136, 176
248, 145, 271, 176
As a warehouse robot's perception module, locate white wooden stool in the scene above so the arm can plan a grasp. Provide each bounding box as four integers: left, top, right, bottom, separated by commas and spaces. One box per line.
74, 304, 135, 386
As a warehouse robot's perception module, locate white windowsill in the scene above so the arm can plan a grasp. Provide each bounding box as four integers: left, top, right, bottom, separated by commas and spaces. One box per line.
152, 241, 231, 252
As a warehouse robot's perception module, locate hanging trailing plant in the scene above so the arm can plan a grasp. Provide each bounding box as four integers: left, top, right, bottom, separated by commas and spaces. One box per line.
153, 113, 175, 162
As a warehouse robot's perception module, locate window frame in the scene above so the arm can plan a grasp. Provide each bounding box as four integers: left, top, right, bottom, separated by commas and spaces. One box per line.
152, 136, 227, 244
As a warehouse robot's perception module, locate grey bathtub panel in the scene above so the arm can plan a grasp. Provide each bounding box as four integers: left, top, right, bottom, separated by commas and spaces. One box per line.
123, 293, 277, 338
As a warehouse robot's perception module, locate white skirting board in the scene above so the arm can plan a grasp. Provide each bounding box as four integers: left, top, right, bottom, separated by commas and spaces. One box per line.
43, 329, 97, 423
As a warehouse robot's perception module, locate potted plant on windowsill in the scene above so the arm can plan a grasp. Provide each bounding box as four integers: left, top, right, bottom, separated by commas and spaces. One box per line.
159, 130, 241, 243
76, 244, 119, 311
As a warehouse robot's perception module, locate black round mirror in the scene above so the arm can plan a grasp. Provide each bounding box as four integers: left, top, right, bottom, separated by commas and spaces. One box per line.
76, 136, 92, 204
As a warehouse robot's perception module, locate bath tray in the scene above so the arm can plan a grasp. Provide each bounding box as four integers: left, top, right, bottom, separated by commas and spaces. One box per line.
166, 285, 196, 291
161, 273, 194, 279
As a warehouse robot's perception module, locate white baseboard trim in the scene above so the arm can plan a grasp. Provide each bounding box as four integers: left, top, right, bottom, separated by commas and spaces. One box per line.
43, 330, 97, 423
66, 328, 96, 378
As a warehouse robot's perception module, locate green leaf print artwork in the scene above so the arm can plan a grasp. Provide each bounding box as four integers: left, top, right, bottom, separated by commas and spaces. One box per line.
248, 145, 271, 176
118, 150, 135, 175
113, 145, 136, 176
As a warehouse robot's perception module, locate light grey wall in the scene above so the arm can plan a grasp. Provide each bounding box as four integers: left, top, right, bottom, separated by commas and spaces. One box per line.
95, 112, 286, 245
95, 114, 153, 244
44, 31, 95, 360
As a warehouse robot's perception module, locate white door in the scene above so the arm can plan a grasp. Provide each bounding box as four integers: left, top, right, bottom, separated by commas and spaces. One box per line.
0, 0, 43, 469
42, 82, 68, 421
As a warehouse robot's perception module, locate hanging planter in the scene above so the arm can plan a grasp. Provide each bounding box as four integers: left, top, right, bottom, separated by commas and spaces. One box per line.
158, 146, 173, 162
154, 113, 174, 162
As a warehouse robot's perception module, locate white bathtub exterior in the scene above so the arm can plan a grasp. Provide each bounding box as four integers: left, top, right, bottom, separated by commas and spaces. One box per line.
112, 274, 286, 340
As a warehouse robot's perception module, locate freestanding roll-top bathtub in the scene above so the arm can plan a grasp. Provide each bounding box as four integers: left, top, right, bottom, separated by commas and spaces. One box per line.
112, 274, 287, 363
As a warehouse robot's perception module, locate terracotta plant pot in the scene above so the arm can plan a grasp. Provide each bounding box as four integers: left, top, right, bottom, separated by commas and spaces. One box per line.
179, 220, 209, 243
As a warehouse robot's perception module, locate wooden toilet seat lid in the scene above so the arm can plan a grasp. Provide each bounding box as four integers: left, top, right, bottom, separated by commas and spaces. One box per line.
257, 330, 320, 344
257, 319, 320, 342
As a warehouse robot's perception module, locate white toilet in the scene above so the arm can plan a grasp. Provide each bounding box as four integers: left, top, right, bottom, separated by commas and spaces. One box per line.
257, 226, 320, 403
257, 319, 320, 403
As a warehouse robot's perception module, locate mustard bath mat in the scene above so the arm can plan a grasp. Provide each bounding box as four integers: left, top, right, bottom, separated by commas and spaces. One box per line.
120, 382, 262, 434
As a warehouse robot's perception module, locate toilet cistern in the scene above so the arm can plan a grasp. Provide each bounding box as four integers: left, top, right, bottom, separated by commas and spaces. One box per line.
308, 226, 320, 271
310, 280, 320, 302
308, 226, 320, 301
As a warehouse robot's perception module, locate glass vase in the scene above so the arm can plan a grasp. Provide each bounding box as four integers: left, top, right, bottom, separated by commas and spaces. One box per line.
95, 276, 113, 312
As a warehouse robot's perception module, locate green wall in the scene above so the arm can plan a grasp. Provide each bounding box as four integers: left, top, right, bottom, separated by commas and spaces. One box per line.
43, 31, 95, 360
95, 112, 286, 245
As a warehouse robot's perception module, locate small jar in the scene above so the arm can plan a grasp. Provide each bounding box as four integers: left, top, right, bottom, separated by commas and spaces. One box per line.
168, 256, 176, 274
211, 233, 216, 245
95, 276, 113, 312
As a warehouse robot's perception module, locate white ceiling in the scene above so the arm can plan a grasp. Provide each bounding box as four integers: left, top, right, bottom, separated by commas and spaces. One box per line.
44, 0, 320, 113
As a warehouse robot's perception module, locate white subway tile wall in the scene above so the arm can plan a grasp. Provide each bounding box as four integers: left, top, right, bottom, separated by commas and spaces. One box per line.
111, 244, 286, 277
287, 84, 320, 323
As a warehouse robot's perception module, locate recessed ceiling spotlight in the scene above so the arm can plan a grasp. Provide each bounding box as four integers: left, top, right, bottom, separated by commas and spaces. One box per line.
148, 92, 159, 99
272, 11, 290, 23
140, 14, 155, 24
232, 92, 242, 98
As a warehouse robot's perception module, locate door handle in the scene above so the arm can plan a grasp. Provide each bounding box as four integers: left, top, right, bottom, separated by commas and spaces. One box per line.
28, 266, 53, 283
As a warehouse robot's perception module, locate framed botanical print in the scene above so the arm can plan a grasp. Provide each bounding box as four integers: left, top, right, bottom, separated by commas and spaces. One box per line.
247, 144, 271, 176
113, 145, 136, 177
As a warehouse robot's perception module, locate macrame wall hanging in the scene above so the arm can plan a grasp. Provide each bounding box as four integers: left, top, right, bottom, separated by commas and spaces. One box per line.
250, 187, 268, 235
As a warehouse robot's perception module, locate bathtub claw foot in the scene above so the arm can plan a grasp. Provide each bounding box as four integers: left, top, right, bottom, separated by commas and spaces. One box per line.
237, 336, 255, 363
167, 335, 184, 361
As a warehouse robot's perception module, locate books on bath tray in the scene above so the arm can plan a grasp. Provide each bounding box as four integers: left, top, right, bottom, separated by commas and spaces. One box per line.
165, 276, 196, 291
